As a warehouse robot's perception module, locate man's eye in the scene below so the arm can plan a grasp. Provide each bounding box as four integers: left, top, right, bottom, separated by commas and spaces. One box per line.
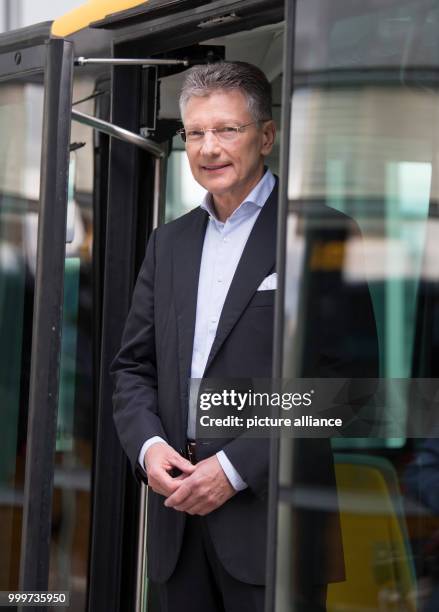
187, 130, 203, 138
218, 127, 237, 134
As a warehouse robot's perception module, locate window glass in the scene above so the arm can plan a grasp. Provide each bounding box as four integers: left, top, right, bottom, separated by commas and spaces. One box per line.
278, 2, 439, 610
0, 80, 43, 590
165, 138, 206, 222
48, 78, 95, 610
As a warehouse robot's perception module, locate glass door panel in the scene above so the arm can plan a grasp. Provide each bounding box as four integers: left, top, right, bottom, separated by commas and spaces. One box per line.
48, 78, 96, 610
0, 79, 43, 590
276, 1, 439, 610
0, 36, 74, 595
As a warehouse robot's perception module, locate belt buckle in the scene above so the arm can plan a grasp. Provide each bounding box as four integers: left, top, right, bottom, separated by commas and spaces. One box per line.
186, 441, 197, 465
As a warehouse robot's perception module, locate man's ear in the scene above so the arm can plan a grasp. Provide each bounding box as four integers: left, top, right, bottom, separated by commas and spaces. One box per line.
261, 120, 276, 156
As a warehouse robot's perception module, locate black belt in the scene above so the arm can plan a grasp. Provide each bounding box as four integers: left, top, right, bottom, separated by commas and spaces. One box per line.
185, 440, 197, 465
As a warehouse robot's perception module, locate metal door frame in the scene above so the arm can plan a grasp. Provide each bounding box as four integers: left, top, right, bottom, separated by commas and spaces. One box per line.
265, 0, 297, 609
19, 37, 74, 594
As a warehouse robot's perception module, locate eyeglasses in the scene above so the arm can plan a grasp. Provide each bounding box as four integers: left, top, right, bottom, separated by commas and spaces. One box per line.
176, 120, 269, 144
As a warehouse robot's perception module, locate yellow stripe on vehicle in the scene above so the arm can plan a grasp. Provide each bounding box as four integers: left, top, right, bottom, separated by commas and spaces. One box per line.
52, 0, 149, 37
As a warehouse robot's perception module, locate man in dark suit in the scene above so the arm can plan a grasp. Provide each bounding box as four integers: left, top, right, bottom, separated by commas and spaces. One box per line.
111, 61, 354, 611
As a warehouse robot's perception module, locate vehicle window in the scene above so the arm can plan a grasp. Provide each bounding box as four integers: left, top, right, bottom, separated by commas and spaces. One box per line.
47, 78, 95, 610
278, 1, 439, 610
165, 138, 206, 222
0, 80, 43, 590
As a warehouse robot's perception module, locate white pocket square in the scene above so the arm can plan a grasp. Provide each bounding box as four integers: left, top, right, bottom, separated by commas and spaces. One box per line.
257, 272, 277, 291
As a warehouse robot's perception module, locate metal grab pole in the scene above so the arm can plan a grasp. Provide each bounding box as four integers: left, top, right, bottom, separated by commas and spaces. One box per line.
71, 109, 165, 158
75, 57, 189, 67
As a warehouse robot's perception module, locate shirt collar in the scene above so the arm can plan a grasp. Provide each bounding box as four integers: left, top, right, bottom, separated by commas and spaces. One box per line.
200, 168, 275, 221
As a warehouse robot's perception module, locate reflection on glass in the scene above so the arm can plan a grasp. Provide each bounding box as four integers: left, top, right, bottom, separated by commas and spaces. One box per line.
48, 79, 95, 610
279, 1, 439, 610
0, 82, 43, 590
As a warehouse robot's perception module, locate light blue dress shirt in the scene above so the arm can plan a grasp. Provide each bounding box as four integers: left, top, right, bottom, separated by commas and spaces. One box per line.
139, 168, 276, 491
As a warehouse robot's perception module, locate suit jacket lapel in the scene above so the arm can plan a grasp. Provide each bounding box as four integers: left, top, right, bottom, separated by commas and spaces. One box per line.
173, 208, 208, 423
204, 182, 278, 374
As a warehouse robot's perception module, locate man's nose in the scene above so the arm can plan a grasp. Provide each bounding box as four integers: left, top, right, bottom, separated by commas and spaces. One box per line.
199, 130, 221, 154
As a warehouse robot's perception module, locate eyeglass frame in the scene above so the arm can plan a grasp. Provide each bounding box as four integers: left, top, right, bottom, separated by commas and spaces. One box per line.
176, 119, 271, 144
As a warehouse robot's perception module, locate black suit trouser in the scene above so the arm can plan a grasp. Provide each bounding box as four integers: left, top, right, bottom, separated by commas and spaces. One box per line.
153, 515, 264, 612
150, 515, 327, 612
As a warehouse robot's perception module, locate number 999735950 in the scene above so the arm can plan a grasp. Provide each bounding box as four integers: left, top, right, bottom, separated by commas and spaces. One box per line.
1, 592, 69, 606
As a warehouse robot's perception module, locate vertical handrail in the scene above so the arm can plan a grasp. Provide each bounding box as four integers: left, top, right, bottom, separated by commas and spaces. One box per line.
135, 484, 149, 612
135, 155, 164, 612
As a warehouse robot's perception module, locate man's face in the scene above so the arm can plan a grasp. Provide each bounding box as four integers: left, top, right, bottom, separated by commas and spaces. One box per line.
182, 89, 275, 203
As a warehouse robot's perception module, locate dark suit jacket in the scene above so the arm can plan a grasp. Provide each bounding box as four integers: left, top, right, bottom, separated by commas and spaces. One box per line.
111, 182, 378, 586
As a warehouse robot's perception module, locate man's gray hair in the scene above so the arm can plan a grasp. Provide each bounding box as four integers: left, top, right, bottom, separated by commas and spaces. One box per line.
179, 61, 272, 122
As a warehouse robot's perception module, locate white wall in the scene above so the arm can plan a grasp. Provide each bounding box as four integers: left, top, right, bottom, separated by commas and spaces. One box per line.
0, 0, 20, 31
0, 0, 86, 32
21, 0, 85, 27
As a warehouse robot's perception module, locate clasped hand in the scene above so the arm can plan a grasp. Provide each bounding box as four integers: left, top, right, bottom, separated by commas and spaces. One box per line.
145, 442, 235, 515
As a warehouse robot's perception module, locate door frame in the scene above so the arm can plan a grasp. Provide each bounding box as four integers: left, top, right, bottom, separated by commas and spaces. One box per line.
19, 37, 74, 593
265, 0, 297, 609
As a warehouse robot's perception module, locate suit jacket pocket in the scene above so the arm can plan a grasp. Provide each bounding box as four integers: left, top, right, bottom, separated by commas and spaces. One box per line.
248, 289, 275, 308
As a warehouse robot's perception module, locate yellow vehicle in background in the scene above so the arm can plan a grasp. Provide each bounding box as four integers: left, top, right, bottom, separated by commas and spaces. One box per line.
0, 1, 439, 611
